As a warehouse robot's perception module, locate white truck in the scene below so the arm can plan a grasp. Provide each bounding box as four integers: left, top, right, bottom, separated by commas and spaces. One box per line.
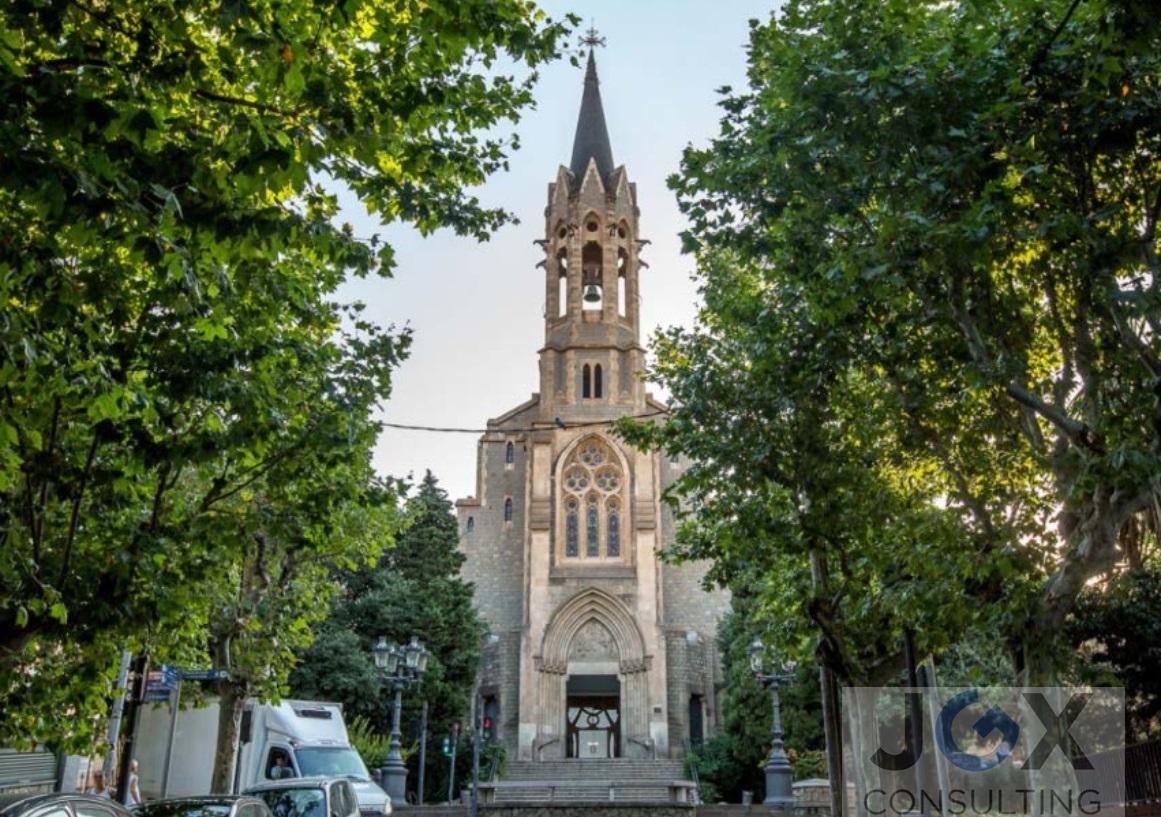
135, 698, 391, 816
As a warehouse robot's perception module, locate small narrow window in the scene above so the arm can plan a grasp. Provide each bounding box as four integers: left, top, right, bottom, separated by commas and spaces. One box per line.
466, 516, 475, 533
582, 364, 592, 399
607, 504, 620, 557
566, 499, 579, 557
594, 364, 603, 399
505, 441, 514, 464
586, 499, 599, 557
617, 252, 627, 318
504, 497, 513, 522
557, 249, 568, 318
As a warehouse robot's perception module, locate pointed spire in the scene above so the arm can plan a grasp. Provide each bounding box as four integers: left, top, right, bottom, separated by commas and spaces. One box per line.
569, 48, 615, 184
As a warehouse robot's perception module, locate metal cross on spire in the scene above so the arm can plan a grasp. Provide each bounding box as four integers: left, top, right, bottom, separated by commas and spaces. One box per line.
579, 22, 606, 50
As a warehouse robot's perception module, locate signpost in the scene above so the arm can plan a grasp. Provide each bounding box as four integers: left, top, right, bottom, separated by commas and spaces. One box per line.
153, 667, 226, 796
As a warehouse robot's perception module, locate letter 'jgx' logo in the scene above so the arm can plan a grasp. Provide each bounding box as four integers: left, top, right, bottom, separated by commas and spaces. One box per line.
869, 689, 1093, 772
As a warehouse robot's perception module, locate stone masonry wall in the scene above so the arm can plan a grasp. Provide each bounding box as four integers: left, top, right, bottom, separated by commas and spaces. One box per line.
657, 454, 730, 752
459, 401, 540, 756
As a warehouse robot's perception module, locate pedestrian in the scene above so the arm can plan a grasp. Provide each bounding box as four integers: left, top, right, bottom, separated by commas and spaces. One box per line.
85, 769, 111, 799
123, 760, 142, 806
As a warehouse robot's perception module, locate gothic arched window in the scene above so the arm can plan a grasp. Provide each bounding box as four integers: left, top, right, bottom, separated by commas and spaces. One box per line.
466, 516, 475, 533
505, 441, 515, 464
504, 497, 513, 522
559, 437, 627, 561
582, 364, 592, 399
594, 365, 603, 399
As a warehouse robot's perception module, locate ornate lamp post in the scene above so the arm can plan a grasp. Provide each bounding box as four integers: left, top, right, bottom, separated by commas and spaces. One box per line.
748, 639, 797, 809
373, 635, 429, 808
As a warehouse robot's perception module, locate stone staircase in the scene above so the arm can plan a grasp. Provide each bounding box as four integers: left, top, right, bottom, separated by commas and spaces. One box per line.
485, 759, 695, 804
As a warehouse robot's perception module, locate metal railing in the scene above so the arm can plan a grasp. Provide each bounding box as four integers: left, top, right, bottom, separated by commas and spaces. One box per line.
682, 738, 702, 805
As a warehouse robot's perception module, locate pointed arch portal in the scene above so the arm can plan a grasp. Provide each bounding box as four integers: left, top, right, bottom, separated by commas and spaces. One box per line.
536, 589, 651, 759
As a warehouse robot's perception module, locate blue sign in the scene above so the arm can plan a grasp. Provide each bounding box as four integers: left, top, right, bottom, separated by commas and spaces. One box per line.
181, 668, 228, 681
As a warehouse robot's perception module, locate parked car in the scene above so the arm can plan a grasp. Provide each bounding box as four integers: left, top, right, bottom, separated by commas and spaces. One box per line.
243, 778, 369, 817
0, 794, 135, 817
132, 796, 272, 817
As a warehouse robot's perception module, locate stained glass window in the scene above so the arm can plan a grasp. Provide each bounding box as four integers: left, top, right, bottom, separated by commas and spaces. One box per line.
560, 437, 627, 561
566, 510, 578, 557
586, 500, 599, 557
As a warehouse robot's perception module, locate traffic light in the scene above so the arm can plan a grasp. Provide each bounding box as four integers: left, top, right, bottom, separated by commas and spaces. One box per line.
482, 716, 494, 743
441, 736, 452, 757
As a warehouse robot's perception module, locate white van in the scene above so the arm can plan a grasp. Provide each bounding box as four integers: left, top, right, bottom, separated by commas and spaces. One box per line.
136, 699, 390, 816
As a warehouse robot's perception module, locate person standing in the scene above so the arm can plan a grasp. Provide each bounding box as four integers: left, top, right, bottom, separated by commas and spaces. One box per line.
85, 769, 111, 799
123, 760, 142, 806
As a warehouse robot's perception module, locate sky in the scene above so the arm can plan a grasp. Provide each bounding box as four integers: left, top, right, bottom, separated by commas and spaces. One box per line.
337, 0, 776, 501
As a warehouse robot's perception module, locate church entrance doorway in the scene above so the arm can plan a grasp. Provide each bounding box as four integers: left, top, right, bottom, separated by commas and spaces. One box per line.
566, 674, 620, 759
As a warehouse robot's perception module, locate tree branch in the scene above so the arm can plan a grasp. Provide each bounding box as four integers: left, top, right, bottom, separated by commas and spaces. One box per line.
58, 432, 100, 589
1004, 381, 1105, 454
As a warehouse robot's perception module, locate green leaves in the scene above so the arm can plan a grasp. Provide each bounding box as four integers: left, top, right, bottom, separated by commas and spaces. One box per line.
0, 0, 571, 750
644, 0, 1161, 685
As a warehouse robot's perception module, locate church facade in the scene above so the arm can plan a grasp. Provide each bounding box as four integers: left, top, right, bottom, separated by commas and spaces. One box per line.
457, 51, 729, 762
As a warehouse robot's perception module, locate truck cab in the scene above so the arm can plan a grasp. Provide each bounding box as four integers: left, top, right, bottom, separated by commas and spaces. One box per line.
238, 702, 390, 817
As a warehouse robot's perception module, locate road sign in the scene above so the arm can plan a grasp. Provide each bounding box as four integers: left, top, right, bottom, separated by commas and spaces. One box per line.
180, 668, 228, 681
144, 664, 180, 701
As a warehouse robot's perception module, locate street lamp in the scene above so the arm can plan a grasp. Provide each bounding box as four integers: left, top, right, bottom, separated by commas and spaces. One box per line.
748, 639, 798, 810
373, 635, 429, 808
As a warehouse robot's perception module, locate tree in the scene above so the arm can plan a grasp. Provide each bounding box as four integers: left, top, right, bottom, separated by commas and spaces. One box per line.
1070, 566, 1161, 740
290, 472, 486, 803
0, 0, 571, 749
688, 592, 824, 803
637, 0, 1160, 684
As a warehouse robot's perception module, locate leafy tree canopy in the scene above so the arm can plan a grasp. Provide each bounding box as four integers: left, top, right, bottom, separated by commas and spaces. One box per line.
627, 0, 1160, 683
0, 0, 571, 749
290, 471, 485, 803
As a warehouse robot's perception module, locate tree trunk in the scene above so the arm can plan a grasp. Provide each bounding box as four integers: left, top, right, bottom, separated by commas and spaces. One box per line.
1023, 489, 1141, 684
819, 664, 845, 817
811, 548, 846, 817
211, 681, 246, 793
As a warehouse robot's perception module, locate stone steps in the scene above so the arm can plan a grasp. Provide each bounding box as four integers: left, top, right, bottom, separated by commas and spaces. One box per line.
503, 760, 685, 782
491, 759, 692, 804
491, 784, 679, 803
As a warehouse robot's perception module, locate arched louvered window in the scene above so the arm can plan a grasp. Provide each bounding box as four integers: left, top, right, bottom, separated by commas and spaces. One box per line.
505, 441, 514, 464
582, 364, 592, 398
594, 364, 603, 399
466, 516, 475, 533
504, 497, 513, 522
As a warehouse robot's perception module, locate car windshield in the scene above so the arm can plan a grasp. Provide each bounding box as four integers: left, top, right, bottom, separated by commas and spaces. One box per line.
294, 749, 369, 782
251, 790, 324, 817
135, 803, 232, 817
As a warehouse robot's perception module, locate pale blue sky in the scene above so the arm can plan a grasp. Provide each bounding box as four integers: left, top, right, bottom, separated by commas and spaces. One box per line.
337, 1, 777, 501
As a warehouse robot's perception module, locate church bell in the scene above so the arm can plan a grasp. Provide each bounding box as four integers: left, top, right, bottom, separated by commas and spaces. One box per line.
583, 284, 602, 303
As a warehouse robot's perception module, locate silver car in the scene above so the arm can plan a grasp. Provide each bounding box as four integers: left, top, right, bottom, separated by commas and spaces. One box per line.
132, 797, 272, 817
244, 777, 368, 817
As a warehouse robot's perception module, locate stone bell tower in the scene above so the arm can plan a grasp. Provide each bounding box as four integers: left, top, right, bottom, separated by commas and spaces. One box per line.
457, 43, 730, 767
538, 49, 647, 419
